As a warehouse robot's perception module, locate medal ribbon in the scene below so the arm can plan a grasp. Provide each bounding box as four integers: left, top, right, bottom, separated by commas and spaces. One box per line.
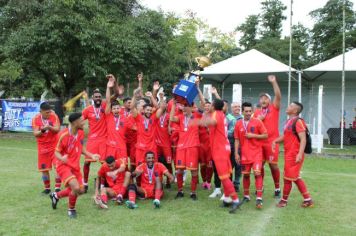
148, 165, 154, 184
262, 107, 269, 116
114, 115, 120, 130
184, 115, 191, 130
242, 119, 250, 133
160, 113, 166, 127
67, 128, 78, 152
93, 105, 100, 120
144, 117, 150, 130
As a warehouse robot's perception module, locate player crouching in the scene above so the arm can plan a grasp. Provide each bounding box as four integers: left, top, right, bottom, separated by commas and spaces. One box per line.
93, 156, 131, 209
126, 151, 174, 209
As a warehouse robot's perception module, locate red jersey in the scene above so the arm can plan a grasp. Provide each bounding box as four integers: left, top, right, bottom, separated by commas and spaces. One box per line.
82, 103, 107, 140
176, 112, 202, 150
155, 112, 171, 148
234, 118, 267, 164
125, 114, 137, 144
136, 162, 168, 188
105, 113, 128, 149
55, 128, 84, 170
209, 111, 230, 156
134, 113, 158, 150
199, 113, 211, 146
254, 103, 279, 143
32, 112, 60, 153
97, 159, 126, 187
283, 117, 307, 159
167, 99, 182, 131
119, 108, 130, 118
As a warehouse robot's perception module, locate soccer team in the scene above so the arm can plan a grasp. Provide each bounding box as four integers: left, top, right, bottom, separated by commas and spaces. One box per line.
32, 74, 314, 218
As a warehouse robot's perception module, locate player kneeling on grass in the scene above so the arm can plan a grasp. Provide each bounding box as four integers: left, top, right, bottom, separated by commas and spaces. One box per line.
272, 102, 314, 208
93, 156, 131, 209
126, 151, 174, 209
50, 113, 100, 219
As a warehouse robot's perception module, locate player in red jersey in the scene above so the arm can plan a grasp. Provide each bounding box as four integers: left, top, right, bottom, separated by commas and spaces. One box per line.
32, 102, 61, 194
273, 102, 314, 208
93, 156, 131, 209
104, 75, 129, 163
155, 100, 174, 188
199, 100, 213, 190
199, 99, 242, 213
254, 75, 282, 197
49, 113, 100, 218
234, 102, 268, 209
130, 86, 165, 167
82, 88, 107, 192
170, 82, 205, 200
125, 151, 174, 209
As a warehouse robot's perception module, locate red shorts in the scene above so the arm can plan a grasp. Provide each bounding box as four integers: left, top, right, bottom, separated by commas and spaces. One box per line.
284, 156, 305, 181
212, 150, 232, 180
136, 148, 157, 166
111, 183, 126, 196
241, 161, 263, 175
199, 144, 212, 166
157, 146, 172, 164
140, 185, 163, 199
106, 145, 128, 163
170, 131, 179, 147
127, 142, 136, 166
56, 165, 83, 187
38, 150, 55, 172
85, 138, 107, 163
262, 143, 279, 164
176, 147, 199, 170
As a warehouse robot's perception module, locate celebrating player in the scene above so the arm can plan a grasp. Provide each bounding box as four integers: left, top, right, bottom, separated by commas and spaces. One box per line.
234, 102, 268, 209
32, 102, 61, 194
82, 88, 107, 192
105, 75, 129, 163
126, 151, 174, 209
273, 102, 314, 208
50, 113, 100, 218
94, 156, 131, 209
254, 75, 282, 197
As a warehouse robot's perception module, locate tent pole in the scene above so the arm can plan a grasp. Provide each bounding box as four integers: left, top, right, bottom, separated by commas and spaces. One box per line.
221, 81, 225, 99
287, 0, 293, 106
341, 0, 346, 149
298, 71, 302, 103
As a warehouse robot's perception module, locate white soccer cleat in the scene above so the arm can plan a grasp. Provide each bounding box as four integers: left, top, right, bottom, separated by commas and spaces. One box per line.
209, 188, 222, 198
220, 194, 232, 203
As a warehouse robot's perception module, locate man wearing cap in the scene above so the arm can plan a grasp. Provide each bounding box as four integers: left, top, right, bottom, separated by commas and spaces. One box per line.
254, 75, 282, 197
50, 113, 100, 218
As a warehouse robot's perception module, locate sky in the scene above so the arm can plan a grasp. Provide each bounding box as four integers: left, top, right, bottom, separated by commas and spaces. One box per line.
140, 0, 356, 37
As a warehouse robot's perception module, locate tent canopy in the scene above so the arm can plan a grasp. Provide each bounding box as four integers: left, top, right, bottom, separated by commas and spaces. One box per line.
201, 49, 297, 84
304, 48, 356, 81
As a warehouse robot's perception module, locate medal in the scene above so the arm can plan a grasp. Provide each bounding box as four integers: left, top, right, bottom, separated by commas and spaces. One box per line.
93, 105, 100, 121
114, 115, 120, 131
144, 117, 149, 131
262, 107, 269, 117
160, 113, 166, 128
184, 115, 190, 132
242, 119, 250, 133
148, 165, 154, 184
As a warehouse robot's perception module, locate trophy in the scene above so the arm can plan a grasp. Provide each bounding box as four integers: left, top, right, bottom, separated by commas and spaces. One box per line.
173, 55, 212, 106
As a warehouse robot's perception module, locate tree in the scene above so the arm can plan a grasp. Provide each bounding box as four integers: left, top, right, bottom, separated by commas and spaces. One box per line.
236, 14, 259, 50
310, 0, 356, 62
260, 0, 287, 39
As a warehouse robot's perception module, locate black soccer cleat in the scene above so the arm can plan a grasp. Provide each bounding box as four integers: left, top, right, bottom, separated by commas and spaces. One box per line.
42, 189, 51, 195
256, 199, 263, 209
220, 201, 231, 208
50, 192, 59, 209
175, 191, 184, 199
243, 196, 251, 203
229, 201, 244, 214
190, 192, 197, 201
55, 188, 61, 193
274, 189, 281, 198
84, 185, 88, 193
67, 209, 77, 219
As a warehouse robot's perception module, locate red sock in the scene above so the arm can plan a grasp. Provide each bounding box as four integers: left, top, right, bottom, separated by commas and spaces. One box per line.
271, 168, 280, 189
206, 166, 213, 184
191, 175, 198, 192
57, 187, 71, 198
101, 194, 108, 203
221, 178, 238, 201
83, 163, 90, 184
155, 189, 163, 200
119, 186, 127, 196
261, 166, 265, 181
177, 172, 183, 191
128, 190, 136, 203
255, 175, 263, 198
243, 175, 250, 196
294, 178, 311, 200
42, 174, 50, 189
55, 177, 61, 189
282, 179, 292, 201
68, 192, 77, 209
200, 165, 207, 182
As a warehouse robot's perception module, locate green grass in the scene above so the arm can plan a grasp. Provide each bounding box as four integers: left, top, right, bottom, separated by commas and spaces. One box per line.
0, 135, 356, 236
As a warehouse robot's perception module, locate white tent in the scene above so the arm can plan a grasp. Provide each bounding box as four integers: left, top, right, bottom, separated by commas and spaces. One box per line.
201, 49, 297, 83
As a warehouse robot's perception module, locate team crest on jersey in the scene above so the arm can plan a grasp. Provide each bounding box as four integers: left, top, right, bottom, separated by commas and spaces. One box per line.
250, 127, 255, 133
80, 139, 84, 145
154, 171, 159, 177
178, 160, 182, 165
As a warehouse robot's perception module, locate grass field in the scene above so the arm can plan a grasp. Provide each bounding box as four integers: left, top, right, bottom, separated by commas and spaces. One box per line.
1, 135, 356, 236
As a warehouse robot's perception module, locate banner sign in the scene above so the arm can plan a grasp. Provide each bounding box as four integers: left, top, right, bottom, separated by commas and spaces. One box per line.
1, 100, 41, 132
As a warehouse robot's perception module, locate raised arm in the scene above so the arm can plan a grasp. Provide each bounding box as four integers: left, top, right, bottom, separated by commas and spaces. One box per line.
152, 81, 160, 101
211, 86, 221, 100
155, 100, 167, 119
145, 91, 158, 109
268, 75, 281, 109
169, 100, 179, 123
196, 79, 205, 110
137, 73, 144, 97
130, 88, 141, 118
105, 74, 115, 114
